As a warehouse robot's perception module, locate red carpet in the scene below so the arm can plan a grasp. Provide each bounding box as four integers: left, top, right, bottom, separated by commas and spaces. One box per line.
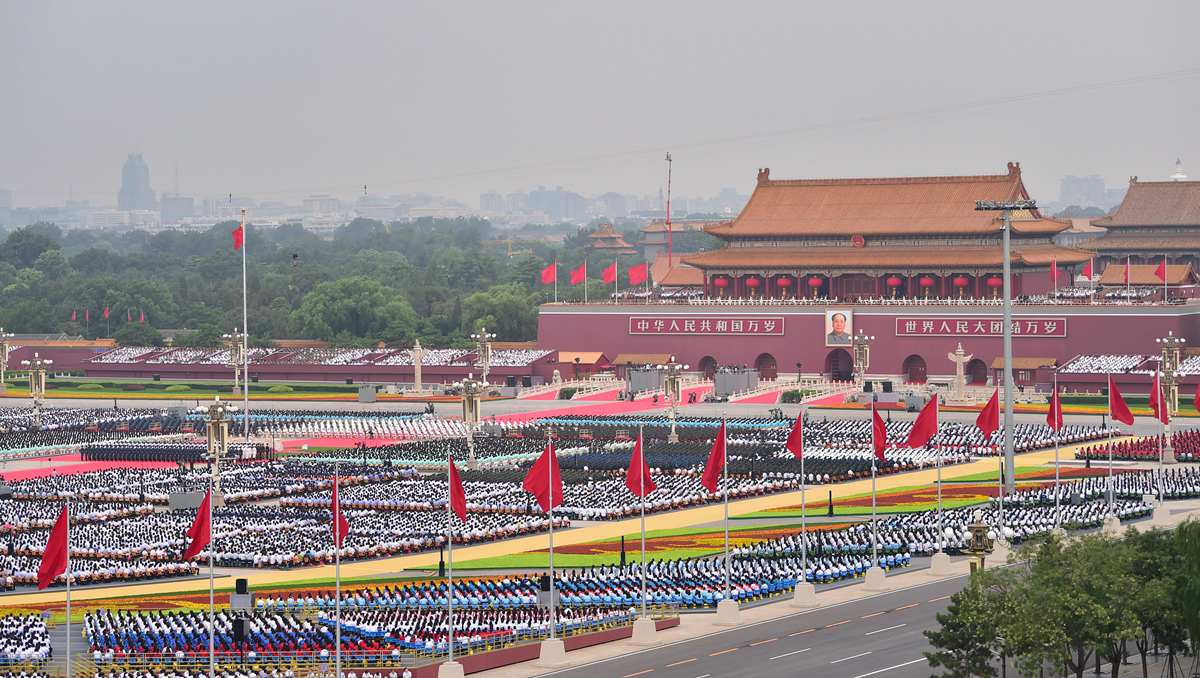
805, 392, 850, 406
573, 387, 624, 401
733, 390, 782, 404
517, 389, 559, 400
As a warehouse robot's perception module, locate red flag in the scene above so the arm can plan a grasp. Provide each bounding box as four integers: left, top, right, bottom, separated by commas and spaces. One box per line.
1149, 371, 1170, 426
1107, 375, 1134, 426
126, 309, 132, 322
628, 262, 648, 286
904, 396, 939, 448
871, 403, 887, 462
601, 261, 617, 285
522, 442, 564, 512
700, 420, 726, 493
1123, 258, 1131, 283
625, 431, 657, 497
448, 455, 468, 523
569, 262, 586, 285
976, 388, 999, 439
1046, 386, 1063, 432
331, 474, 349, 548
1049, 257, 1058, 283
1154, 258, 1167, 282
232, 224, 245, 251
785, 415, 803, 459
102, 306, 110, 319
540, 263, 557, 285
182, 490, 211, 560
37, 506, 69, 590
70, 310, 77, 322
1082, 259, 1093, 279
139, 309, 145, 324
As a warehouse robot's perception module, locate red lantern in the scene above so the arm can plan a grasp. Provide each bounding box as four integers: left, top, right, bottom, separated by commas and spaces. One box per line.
952, 276, 969, 287
807, 277, 824, 288
985, 277, 1003, 288
713, 277, 729, 288
885, 276, 903, 287
745, 277, 761, 288
776, 277, 792, 288
918, 276, 936, 287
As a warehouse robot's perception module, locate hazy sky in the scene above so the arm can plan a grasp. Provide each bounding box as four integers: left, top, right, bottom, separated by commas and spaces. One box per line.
2, 1, 1198, 208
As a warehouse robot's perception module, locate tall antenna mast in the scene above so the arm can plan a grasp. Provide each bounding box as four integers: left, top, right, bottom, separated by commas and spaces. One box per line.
665, 152, 673, 267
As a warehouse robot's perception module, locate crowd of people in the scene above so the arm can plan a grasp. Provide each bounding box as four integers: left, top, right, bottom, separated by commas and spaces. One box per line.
1076, 430, 1200, 462
0, 407, 186, 454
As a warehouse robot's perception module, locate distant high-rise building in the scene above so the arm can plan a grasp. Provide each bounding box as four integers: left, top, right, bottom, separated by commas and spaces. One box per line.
303, 194, 342, 214
118, 154, 157, 210
479, 191, 505, 213
0, 188, 11, 227
1058, 175, 1107, 209
160, 194, 195, 223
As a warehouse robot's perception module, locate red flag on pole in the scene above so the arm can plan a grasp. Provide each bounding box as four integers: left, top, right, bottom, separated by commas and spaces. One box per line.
540, 263, 557, 285
1194, 382, 1199, 414
976, 388, 999, 439
182, 490, 211, 560
1049, 257, 1058, 284
1107, 375, 1134, 426
628, 263, 648, 286
522, 442, 564, 512
625, 431, 656, 497
1149, 371, 1170, 425
700, 420, 726, 493
871, 403, 887, 462
569, 263, 586, 285
126, 309, 132, 322
448, 455, 468, 523
85, 309, 90, 322
1123, 258, 1131, 283
102, 306, 110, 319
37, 506, 69, 590
601, 261, 617, 285
904, 396, 939, 447
232, 224, 245, 251
139, 309, 145, 324
70, 310, 77, 322
1154, 258, 1167, 282
1046, 387, 1064, 432
785, 415, 803, 459
331, 475, 349, 548
1082, 259, 1093, 279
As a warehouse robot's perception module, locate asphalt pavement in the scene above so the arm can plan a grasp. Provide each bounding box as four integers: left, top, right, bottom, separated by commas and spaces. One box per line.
541, 574, 976, 678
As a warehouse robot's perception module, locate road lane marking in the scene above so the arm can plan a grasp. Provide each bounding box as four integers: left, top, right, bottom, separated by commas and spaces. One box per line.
750, 638, 778, 647
665, 658, 696, 668
928, 595, 952, 602
861, 611, 887, 618
850, 657, 928, 678
695, 674, 712, 678
831, 651, 873, 664
769, 648, 811, 661
824, 619, 850, 628
788, 629, 815, 637
709, 648, 737, 657
865, 623, 907, 636
895, 603, 919, 610
622, 671, 653, 678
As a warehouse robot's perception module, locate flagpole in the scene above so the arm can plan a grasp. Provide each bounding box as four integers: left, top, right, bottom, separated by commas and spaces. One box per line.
614, 259, 619, 300
1053, 370, 1061, 529
240, 209, 250, 443
996, 454, 1005, 541
447, 454, 455, 666
1126, 255, 1131, 296
638, 425, 646, 620
547, 432, 556, 642
722, 417, 730, 603
207, 470, 215, 678
1163, 256, 1168, 301
1107, 377, 1115, 517
583, 262, 588, 303
65, 500, 71, 678
870, 402, 878, 570
334, 459, 342, 678
554, 260, 558, 304
799, 412, 807, 586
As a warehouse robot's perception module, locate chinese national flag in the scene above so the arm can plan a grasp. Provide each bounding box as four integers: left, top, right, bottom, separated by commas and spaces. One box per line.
448, 455, 468, 523
976, 388, 999, 439
601, 261, 617, 285
1082, 259, 1093, 279
1107, 375, 1134, 426
232, 224, 245, 251
1046, 387, 1064, 432
540, 263, 557, 285
904, 396, 939, 448
102, 306, 110, 319
628, 262, 648, 286
331, 474, 350, 548
522, 442, 564, 513
871, 403, 887, 462
1154, 258, 1167, 282
625, 431, 656, 498
700, 420, 727, 493
1149, 371, 1170, 426
37, 506, 69, 590
785, 415, 803, 459
182, 490, 211, 560
569, 262, 586, 285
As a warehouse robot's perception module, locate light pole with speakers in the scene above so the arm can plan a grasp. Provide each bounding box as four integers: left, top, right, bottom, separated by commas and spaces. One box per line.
195, 397, 237, 503
456, 375, 486, 469
19, 352, 53, 429
656, 356, 688, 442
1156, 330, 1185, 464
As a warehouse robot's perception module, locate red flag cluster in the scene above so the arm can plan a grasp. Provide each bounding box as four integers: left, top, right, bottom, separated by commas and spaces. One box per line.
70, 308, 147, 324
541, 261, 648, 287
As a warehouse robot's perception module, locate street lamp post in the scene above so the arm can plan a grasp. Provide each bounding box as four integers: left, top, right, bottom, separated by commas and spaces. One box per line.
19, 352, 53, 429
470, 328, 497, 385
656, 355, 688, 442
976, 199, 1037, 493
222, 329, 247, 397
850, 330, 875, 389
0, 328, 13, 392
1156, 331, 1186, 464
195, 397, 237, 502
456, 375, 486, 469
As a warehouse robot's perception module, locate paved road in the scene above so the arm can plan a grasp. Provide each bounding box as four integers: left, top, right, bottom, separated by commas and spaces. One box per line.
543, 574, 975, 678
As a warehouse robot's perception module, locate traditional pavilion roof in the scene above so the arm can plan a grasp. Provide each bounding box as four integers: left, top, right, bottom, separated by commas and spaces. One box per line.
1077, 235, 1198, 252
703, 163, 1068, 238
649, 257, 705, 286
682, 244, 1091, 270
1092, 179, 1200, 228
586, 223, 636, 252
1097, 263, 1197, 286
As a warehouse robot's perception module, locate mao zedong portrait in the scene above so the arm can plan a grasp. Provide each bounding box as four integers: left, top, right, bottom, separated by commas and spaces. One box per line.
826, 312, 851, 345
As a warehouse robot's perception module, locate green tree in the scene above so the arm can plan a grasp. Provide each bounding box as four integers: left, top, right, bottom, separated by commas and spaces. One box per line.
113, 323, 164, 347
2, 225, 60, 268
294, 276, 416, 343
460, 283, 537, 340
924, 577, 1000, 677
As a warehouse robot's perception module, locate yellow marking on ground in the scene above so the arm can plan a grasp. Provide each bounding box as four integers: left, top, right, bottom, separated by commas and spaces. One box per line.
895, 603, 919, 610
928, 595, 952, 602
861, 611, 887, 619
750, 638, 778, 646
789, 629, 815, 637
709, 648, 738, 657
665, 658, 697, 668
623, 670, 653, 678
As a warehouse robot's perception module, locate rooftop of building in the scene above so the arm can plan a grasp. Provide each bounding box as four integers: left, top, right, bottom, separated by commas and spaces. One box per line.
1092, 178, 1200, 228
